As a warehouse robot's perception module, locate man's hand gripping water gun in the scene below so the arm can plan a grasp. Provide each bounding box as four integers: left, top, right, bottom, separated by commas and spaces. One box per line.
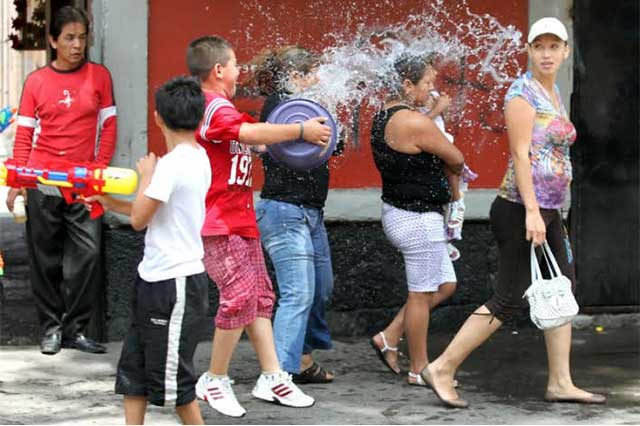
0, 159, 138, 219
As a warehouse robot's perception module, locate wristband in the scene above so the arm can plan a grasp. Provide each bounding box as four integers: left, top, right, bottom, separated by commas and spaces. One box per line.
298, 122, 304, 140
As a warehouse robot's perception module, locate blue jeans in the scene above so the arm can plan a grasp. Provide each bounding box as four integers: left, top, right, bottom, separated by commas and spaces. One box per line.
256, 199, 334, 374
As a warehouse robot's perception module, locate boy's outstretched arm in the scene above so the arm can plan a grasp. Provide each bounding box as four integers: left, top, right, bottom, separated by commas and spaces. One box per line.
238, 117, 331, 146
87, 153, 162, 231
87, 194, 133, 216
88, 192, 161, 231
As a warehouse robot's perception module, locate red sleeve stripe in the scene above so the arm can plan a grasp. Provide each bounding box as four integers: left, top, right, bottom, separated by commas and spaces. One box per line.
16, 115, 37, 128
200, 98, 235, 141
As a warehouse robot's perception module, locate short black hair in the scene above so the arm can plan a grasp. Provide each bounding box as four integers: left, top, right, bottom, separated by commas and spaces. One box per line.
186, 35, 233, 81
154, 76, 205, 131
50, 6, 90, 41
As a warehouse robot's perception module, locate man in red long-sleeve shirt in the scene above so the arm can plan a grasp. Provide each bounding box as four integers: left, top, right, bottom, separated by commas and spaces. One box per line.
6, 6, 116, 355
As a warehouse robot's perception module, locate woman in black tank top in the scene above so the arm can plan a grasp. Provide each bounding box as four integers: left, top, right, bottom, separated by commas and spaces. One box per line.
368, 54, 465, 388
371, 105, 452, 213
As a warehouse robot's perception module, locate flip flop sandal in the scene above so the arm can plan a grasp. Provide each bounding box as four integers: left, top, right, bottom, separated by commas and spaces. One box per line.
408, 371, 459, 388
369, 332, 401, 375
291, 362, 334, 384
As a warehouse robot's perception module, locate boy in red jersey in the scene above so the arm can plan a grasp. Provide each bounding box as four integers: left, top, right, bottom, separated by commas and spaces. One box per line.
186, 36, 331, 418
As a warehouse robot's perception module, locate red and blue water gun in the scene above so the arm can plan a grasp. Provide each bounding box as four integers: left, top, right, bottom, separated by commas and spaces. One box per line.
0, 107, 17, 133
0, 158, 138, 219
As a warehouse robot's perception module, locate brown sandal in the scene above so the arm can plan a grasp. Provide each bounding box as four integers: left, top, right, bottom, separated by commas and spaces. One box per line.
292, 362, 334, 384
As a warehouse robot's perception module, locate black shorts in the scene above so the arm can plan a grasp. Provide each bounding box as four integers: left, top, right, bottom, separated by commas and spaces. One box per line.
486, 197, 576, 323
115, 272, 209, 407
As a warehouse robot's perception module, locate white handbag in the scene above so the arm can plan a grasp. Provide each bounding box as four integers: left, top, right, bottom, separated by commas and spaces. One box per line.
523, 241, 579, 330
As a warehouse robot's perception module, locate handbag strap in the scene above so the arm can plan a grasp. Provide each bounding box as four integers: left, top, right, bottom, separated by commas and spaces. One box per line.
530, 243, 543, 282
541, 241, 563, 278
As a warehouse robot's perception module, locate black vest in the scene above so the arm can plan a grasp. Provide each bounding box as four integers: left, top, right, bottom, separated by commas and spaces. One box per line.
370, 105, 451, 213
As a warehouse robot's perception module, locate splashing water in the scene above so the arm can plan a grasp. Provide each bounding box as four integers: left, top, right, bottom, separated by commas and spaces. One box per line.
233, 0, 524, 151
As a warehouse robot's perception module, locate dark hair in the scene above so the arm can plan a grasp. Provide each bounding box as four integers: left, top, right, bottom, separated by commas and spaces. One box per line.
186, 36, 233, 81
393, 53, 435, 85
250, 46, 320, 95
154, 76, 205, 131
387, 52, 436, 98
50, 6, 90, 41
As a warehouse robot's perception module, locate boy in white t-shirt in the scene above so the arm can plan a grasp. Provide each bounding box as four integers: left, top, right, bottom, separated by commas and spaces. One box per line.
91, 76, 211, 425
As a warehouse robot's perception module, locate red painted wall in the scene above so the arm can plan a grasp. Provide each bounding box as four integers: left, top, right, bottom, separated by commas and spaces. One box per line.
147, 0, 528, 189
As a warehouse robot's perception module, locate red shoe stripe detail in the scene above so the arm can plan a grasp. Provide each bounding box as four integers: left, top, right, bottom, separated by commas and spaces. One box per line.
272, 385, 293, 397
272, 384, 286, 392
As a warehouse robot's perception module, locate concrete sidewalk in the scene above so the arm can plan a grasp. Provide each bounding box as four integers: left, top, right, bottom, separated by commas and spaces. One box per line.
0, 326, 638, 425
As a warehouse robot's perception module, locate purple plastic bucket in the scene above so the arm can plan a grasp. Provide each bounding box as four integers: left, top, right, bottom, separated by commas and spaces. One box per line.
266, 99, 337, 171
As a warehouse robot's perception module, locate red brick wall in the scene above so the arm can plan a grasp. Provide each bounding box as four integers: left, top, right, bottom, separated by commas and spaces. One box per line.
147, 0, 527, 188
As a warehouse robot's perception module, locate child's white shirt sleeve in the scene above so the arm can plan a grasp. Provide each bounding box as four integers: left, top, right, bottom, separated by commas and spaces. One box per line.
143, 156, 176, 203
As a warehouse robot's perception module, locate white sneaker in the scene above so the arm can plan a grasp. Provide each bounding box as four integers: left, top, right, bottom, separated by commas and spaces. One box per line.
196, 372, 246, 417
251, 371, 315, 408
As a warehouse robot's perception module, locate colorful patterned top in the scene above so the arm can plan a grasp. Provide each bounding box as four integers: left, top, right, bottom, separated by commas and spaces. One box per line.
498, 72, 577, 209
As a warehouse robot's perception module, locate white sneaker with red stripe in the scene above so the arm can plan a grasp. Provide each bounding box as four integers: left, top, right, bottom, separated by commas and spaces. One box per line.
195, 372, 246, 417
251, 371, 315, 408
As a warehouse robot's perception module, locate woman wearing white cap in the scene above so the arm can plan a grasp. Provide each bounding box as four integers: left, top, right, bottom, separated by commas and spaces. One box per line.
419, 17, 606, 408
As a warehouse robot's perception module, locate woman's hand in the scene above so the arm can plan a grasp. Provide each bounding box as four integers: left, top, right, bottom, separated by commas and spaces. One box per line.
432, 94, 451, 115
6, 188, 26, 212
424, 94, 437, 111
525, 208, 546, 246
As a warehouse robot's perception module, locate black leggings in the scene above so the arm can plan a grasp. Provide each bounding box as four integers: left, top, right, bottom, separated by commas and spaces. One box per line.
485, 197, 576, 323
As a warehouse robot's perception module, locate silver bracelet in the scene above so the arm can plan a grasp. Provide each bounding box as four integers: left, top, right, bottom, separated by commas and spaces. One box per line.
298, 122, 304, 140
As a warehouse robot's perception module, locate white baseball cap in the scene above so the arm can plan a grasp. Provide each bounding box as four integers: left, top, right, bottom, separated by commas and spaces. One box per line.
527, 17, 569, 44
